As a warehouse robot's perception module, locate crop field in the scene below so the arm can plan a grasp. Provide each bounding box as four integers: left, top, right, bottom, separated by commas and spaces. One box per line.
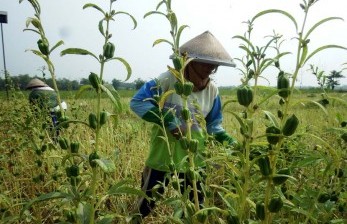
1, 0, 347, 223
0, 89, 346, 223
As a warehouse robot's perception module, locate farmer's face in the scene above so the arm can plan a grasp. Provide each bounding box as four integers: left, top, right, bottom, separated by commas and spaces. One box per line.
190, 61, 218, 79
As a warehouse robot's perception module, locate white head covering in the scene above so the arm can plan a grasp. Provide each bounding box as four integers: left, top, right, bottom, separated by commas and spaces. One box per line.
177, 31, 235, 67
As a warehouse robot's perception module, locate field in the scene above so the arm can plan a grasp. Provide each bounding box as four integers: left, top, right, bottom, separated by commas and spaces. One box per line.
2, 0, 347, 223
0, 88, 346, 223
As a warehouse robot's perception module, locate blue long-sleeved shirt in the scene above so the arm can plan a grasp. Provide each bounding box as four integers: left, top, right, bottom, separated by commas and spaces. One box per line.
130, 71, 235, 172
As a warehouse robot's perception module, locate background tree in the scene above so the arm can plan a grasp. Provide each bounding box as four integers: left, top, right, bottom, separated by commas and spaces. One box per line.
326, 70, 345, 90
112, 78, 122, 90
134, 78, 145, 90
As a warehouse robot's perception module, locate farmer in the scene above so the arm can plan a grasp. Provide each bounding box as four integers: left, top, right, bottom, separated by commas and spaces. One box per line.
26, 78, 67, 140
130, 31, 237, 220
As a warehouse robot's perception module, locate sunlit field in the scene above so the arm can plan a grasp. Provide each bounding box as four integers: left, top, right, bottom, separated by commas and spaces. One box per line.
1, 89, 346, 223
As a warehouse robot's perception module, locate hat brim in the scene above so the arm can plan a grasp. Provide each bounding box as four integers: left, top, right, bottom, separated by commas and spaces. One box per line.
185, 53, 236, 67
169, 53, 236, 67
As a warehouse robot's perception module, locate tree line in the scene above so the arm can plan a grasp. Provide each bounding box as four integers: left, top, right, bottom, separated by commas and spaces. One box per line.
0, 73, 147, 91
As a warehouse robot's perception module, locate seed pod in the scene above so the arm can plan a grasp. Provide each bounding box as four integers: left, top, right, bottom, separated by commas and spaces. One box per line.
171, 179, 180, 190
58, 137, 69, 150
196, 210, 208, 223
174, 81, 184, 95
317, 192, 330, 203
189, 139, 199, 153
100, 111, 108, 126
41, 144, 48, 152
341, 132, 347, 142
89, 151, 100, 168
103, 42, 115, 59
88, 113, 98, 130
237, 85, 253, 107
268, 196, 283, 213
256, 202, 265, 220
89, 72, 100, 90
65, 166, 72, 177
172, 56, 182, 71
181, 108, 190, 121
277, 110, 283, 119
168, 162, 175, 172
335, 168, 344, 178
35, 160, 43, 167
272, 168, 290, 185
266, 126, 281, 145
258, 156, 272, 177
247, 69, 255, 79
183, 82, 194, 96
187, 167, 196, 181
277, 73, 290, 98
279, 98, 285, 105
186, 201, 196, 216
275, 60, 280, 68
246, 60, 253, 67
70, 142, 80, 153
226, 213, 240, 224
37, 39, 49, 55
180, 136, 190, 150
69, 165, 79, 177
58, 116, 69, 129
282, 114, 299, 136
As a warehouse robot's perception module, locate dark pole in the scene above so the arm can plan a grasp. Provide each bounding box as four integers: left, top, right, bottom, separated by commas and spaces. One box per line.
0, 23, 8, 100
0, 11, 8, 100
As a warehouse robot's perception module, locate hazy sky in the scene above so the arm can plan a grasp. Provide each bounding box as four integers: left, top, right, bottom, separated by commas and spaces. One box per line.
1, 0, 347, 87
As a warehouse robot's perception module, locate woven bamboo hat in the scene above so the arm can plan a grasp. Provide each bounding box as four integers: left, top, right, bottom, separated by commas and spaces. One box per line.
26, 78, 48, 89
178, 31, 235, 67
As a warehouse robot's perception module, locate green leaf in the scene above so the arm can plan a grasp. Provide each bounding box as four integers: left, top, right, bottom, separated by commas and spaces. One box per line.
49, 40, 64, 54
167, 65, 182, 82
299, 42, 308, 67
159, 90, 175, 110
156, 1, 166, 11
22, 28, 40, 35
77, 202, 93, 224
175, 25, 189, 50
114, 11, 137, 30
294, 154, 324, 167
25, 49, 46, 60
222, 99, 236, 111
95, 159, 116, 173
25, 17, 42, 30
291, 208, 317, 223
251, 9, 298, 32
75, 84, 94, 99
263, 110, 279, 127
60, 48, 99, 61
143, 11, 166, 19
21, 192, 73, 217
99, 20, 105, 37
304, 17, 344, 40
99, 84, 122, 112
83, 3, 105, 16
109, 57, 132, 81
304, 45, 347, 64
227, 111, 246, 134
152, 38, 174, 48
108, 180, 148, 197
233, 35, 255, 53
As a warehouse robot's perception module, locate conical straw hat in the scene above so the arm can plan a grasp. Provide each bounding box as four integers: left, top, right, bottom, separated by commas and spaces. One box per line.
178, 31, 235, 67
26, 78, 48, 89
